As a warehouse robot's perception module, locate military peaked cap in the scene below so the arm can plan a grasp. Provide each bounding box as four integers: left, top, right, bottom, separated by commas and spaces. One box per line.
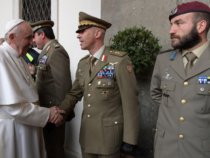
76, 12, 112, 33
28, 20, 54, 32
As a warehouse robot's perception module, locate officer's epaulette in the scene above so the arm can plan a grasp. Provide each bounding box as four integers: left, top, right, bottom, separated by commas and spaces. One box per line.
80, 54, 90, 61
110, 50, 126, 57
159, 49, 175, 54
54, 43, 60, 48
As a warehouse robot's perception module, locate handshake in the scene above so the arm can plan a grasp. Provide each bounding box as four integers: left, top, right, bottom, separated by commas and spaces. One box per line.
48, 106, 66, 127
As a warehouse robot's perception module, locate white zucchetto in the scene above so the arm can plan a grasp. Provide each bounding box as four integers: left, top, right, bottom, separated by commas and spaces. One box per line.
4, 19, 24, 34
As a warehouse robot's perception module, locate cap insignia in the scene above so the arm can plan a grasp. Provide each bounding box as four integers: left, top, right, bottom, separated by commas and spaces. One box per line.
170, 7, 178, 15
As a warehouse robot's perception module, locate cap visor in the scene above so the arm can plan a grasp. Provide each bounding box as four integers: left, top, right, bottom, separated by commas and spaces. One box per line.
76, 26, 92, 33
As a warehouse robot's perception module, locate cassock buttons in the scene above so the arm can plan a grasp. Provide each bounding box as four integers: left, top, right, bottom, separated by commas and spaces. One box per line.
179, 135, 184, 139
181, 100, 186, 104
184, 82, 188, 86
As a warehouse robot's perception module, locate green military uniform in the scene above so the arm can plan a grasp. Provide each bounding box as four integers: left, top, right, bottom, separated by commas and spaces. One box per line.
59, 46, 140, 155
151, 2, 210, 158
150, 44, 210, 158
29, 21, 72, 158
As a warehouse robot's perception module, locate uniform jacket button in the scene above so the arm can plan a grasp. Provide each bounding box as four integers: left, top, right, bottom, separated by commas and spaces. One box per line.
88, 94, 91, 97
115, 121, 118, 124
179, 135, 184, 139
88, 104, 91, 107
180, 117, 185, 122
181, 100, 186, 104
184, 82, 188, 86
87, 115, 90, 118
88, 83, 91, 87
163, 86, 166, 89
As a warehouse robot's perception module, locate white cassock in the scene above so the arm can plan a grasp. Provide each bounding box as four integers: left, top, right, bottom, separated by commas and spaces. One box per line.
0, 42, 50, 158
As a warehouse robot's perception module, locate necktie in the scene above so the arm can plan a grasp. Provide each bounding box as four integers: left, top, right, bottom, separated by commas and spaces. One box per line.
90, 56, 97, 74
185, 52, 197, 75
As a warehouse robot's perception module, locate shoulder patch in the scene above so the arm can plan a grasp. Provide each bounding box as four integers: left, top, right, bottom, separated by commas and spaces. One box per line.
159, 49, 175, 54
80, 54, 90, 61
110, 50, 126, 57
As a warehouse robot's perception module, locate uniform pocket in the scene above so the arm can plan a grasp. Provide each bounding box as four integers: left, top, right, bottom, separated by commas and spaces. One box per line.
37, 64, 46, 81
102, 115, 123, 148
96, 79, 115, 101
154, 125, 165, 158
160, 81, 176, 108
194, 84, 210, 114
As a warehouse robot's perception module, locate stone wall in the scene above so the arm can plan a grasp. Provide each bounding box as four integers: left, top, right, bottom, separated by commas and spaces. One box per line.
101, 1, 210, 158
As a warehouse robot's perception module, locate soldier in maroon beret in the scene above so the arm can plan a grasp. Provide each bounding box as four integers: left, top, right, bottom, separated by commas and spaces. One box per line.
151, 1, 210, 158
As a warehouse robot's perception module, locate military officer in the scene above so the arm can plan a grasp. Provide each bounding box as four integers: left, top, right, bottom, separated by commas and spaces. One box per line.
150, 1, 210, 158
58, 12, 140, 158
29, 20, 72, 158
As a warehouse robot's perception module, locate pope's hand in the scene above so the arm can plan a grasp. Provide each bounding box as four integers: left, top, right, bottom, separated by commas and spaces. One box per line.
48, 106, 66, 124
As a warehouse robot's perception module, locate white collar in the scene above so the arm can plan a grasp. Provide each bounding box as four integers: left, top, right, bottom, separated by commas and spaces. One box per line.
2, 41, 20, 58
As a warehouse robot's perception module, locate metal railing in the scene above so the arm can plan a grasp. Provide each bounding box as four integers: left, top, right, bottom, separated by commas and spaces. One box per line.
22, 0, 51, 22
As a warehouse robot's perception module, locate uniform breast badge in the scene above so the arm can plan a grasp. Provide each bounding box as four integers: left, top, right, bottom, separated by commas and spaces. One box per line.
39, 55, 49, 64
163, 68, 173, 80
97, 66, 114, 78
198, 76, 210, 84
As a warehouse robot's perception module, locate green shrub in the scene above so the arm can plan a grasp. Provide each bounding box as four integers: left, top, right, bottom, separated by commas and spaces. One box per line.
109, 26, 162, 74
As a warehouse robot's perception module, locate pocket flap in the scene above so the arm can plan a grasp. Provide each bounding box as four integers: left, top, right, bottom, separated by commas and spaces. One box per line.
203, 140, 210, 151
38, 64, 46, 71
161, 81, 176, 91
96, 79, 114, 88
102, 115, 123, 126
196, 84, 210, 95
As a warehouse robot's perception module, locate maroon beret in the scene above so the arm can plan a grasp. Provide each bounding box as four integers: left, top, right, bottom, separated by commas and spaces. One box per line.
169, 1, 210, 21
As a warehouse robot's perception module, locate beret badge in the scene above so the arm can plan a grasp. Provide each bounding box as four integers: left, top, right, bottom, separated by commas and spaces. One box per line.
170, 7, 178, 15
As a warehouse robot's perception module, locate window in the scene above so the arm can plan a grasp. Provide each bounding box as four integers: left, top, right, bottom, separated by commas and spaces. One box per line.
22, 0, 51, 22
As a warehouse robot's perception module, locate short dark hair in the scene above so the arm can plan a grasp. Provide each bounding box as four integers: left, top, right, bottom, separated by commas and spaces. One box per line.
193, 12, 210, 33
36, 27, 55, 39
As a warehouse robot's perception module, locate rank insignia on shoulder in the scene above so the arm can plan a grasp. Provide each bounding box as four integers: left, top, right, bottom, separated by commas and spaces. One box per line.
199, 76, 210, 84
54, 44, 60, 48
97, 66, 114, 78
39, 55, 49, 65
127, 64, 132, 73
